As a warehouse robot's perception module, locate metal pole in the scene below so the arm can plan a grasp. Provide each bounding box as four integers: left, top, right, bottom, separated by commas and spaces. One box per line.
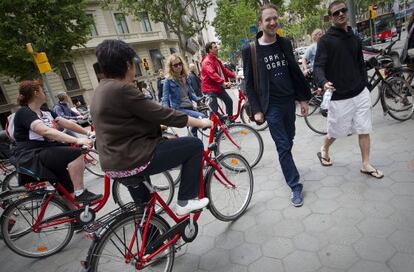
347, 0, 357, 30
41, 74, 56, 106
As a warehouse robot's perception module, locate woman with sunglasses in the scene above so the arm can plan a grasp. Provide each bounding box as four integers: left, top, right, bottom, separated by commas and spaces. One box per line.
162, 53, 205, 137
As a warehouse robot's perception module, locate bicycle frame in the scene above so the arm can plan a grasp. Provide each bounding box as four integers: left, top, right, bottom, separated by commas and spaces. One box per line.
217, 89, 246, 122
28, 175, 110, 232
208, 112, 241, 149
123, 123, 237, 268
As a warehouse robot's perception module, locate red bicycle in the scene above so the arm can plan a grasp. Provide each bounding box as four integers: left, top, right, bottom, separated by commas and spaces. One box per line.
82, 120, 254, 271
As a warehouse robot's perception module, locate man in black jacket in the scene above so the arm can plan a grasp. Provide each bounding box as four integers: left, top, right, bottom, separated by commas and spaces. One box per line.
242, 4, 311, 207
313, 0, 383, 179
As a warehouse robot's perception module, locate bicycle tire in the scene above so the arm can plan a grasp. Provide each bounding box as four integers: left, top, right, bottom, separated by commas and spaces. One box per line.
215, 123, 264, 168
304, 95, 328, 135
206, 153, 253, 221
84, 149, 104, 177
87, 211, 174, 272
1, 194, 74, 258
240, 104, 268, 131
112, 171, 175, 214
368, 74, 381, 107
1, 171, 18, 191
382, 76, 414, 121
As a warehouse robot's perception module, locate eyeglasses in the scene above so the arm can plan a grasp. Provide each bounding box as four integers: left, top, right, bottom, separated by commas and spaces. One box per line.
172, 62, 183, 68
332, 7, 348, 17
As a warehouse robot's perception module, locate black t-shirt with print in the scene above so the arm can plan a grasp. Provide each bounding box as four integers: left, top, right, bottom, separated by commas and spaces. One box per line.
259, 40, 295, 103
13, 106, 57, 144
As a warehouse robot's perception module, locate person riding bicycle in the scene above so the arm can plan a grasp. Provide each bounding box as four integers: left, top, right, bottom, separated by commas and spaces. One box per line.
201, 42, 236, 118
91, 39, 211, 216
162, 53, 206, 137
11, 80, 102, 203
302, 28, 323, 76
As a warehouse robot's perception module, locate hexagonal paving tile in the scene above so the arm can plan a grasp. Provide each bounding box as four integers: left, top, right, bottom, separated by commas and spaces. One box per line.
388, 230, 414, 254
389, 253, 414, 272
316, 187, 343, 199
303, 214, 335, 232
360, 201, 395, 218
230, 242, 262, 266
199, 248, 230, 271
326, 226, 362, 245
331, 207, 364, 226
215, 263, 249, 272
293, 232, 327, 252
320, 176, 347, 187
273, 219, 305, 238
390, 195, 414, 212
348, 260, 391, 272
266, 196, 291, 210
255, 209, 283, 225
215, 230, 244, 250
388, 210, 414, 232
245, 223, 275, 244
388, 170, 414, 183
337, 193, 364, 208
340, 182, 368, 195
185, 235, 215, 256
283, 250, 321, 272
353, 236, 396, 261
308, 199, 340, 214
319, 244, 358, 270
262, 236, 294, 259
363, 188, 394, 201
173, 253, 200, 272
316, 267, 345, 272
357, 218, 397, 238
282, 205, 312, 220
248, 256, 284, 272
229, 214, 256, 232
391, 183, 414, 196
202, 220, 231, 237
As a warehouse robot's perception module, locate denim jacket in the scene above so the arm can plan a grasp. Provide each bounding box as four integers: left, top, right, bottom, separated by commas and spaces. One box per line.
162, 78, 201, 109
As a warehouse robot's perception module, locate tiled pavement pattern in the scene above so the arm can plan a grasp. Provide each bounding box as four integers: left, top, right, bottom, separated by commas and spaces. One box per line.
1, 101, 413, 272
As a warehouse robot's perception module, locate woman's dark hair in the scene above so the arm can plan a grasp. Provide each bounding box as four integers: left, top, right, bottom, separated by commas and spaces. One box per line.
95, 39, 137, 78
17, 80, 42, 106
205, 42, 216, 54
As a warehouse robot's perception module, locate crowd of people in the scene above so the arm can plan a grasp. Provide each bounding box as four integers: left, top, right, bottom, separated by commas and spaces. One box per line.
5, 0, 414, 215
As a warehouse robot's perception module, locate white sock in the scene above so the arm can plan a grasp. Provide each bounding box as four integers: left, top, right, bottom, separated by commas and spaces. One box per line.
74, 189, 84, 196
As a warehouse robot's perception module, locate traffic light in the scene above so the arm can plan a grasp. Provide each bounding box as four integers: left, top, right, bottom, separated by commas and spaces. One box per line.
143, 58, 150, 71
368, 5, 377, 19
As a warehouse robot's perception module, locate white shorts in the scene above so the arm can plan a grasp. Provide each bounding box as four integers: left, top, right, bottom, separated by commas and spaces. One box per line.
327, 88, 372, 138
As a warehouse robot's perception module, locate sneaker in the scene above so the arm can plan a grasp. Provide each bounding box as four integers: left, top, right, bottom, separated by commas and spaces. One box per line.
175, 198, 209, 216
75, 189, 102, 204
291, 191, 303, 207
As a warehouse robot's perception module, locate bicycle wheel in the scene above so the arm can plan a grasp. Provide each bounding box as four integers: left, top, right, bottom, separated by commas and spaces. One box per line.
1, 171, 18, 191
304, 95, 327, 135
240, 104, 268, 131
215, 123, 264, 168
87, 212, 174, 272
84, 150, 104, 177
382, 76, 414, 121
206, 153, 253, 221
1, 194, 74, 258
112, 172, 175, 213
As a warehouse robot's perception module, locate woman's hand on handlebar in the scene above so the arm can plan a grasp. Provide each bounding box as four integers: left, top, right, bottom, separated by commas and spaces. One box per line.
76, 137, 92, 148
200, 118, 213, 129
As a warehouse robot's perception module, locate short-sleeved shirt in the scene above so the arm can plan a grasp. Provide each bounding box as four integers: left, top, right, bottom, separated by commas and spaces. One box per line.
13, 106, 58, 144
303, 43, 317, 70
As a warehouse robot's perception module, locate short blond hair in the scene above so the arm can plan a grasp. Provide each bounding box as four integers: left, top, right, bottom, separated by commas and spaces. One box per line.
311, 29, 323, 42
165, 53, 189, 80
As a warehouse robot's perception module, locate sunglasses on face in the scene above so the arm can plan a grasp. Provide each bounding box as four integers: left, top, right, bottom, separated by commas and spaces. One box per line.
172, 62, 183, 68
332, 7, 348, 17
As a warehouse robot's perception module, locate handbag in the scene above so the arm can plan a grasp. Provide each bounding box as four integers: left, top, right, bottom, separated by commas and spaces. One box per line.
245, 42, 264, 125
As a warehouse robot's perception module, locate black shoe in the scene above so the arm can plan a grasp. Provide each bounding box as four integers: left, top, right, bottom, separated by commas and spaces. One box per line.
75, 189, 102, 204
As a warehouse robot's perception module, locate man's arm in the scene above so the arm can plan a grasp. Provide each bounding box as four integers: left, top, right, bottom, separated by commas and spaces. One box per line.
53, 104, 79, 120
313, 40, 329, 88
241, 45, 261, 115
204, 61, 225, 84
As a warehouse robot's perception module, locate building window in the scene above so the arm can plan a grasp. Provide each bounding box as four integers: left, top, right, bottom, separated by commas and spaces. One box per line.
59, 62, 80, 91
0, 85, 8, 105
114, 13, 129, 34
140, 12, 152, 32
170, 48, 178, 54
149, 49, 164, 71
87, 14, 98, 37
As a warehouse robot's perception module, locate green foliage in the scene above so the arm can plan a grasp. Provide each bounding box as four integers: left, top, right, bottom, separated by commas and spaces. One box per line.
0, 0, 93, 80
213, 0, 257, 60
103, 0, 212, 52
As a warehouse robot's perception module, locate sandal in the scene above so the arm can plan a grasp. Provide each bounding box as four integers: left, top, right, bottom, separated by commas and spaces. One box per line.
317, 152, 332, 167
360, 168, 384, 179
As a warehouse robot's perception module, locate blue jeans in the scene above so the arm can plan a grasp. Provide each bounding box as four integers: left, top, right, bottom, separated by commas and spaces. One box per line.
265, 100, 302, 193
178, 108, 206, 136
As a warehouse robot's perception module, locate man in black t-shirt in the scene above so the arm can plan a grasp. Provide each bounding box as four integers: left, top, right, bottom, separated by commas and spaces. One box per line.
242, 4, 311, 207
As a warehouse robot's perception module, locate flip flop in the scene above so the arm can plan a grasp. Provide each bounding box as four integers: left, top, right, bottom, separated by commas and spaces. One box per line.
360, 168, 384, 179
317, 152, 332, 167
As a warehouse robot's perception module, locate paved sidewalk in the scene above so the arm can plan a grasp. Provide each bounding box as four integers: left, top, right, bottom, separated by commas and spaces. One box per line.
0, 104, 413, 272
